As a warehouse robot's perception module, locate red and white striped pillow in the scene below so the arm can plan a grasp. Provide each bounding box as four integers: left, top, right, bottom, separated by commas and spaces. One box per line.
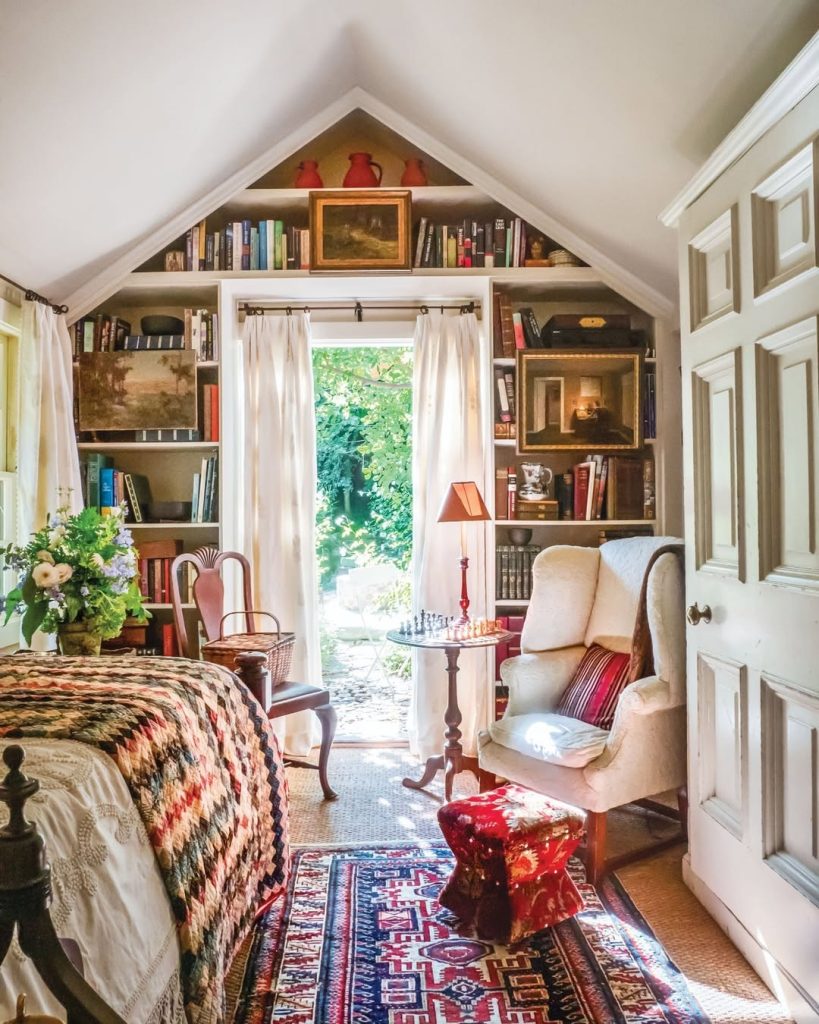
555, 643, 631, 730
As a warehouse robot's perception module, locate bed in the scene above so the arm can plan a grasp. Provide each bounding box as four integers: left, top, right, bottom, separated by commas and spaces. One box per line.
0, 655, 290, 1024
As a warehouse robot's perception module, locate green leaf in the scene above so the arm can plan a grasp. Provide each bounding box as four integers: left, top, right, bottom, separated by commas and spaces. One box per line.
21, 602, 47, 646
2, 587, 22, 624
21, 574, 37, 604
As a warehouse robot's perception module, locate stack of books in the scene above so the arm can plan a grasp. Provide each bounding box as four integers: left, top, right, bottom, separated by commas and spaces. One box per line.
554, 455, 655, 522
82, 453, 151, 523
414, 216, 534, 269
495, 544, 541, 600
181, 218, 310, 272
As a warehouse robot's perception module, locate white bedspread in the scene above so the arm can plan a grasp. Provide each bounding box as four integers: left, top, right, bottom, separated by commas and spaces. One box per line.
0, 738, 185, 1023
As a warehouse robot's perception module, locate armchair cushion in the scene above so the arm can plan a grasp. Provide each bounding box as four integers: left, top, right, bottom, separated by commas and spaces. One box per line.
555, 643, 631, 730
487, 711, 610, 768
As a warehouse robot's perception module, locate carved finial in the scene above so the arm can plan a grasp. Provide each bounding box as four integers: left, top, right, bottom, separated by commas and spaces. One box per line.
1, 744, 39, 838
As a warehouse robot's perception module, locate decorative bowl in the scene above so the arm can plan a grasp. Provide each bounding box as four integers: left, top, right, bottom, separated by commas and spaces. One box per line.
508, 527, 533, 546
140, 315, 185, 336
147, 501, 193, 522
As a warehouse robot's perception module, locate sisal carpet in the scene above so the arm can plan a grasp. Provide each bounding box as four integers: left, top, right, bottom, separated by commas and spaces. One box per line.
273, 747, 793, 1024
231, 845, 708, 1024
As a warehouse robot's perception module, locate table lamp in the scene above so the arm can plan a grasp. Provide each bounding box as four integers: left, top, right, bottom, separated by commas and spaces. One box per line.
437, 481, 491, 625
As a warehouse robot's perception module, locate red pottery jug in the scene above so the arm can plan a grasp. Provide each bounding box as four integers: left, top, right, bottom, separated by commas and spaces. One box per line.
294, 160, 323, 188
400, 158, 428, 186
343, 152, 383, 187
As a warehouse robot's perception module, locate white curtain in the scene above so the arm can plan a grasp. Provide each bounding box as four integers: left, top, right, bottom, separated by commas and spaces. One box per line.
410, 311, 489, 761
18, 301, 83, 537
240, 313, 320, 756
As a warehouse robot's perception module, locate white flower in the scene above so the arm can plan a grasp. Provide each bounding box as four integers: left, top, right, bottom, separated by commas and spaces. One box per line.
36, 549, 55, 564
32, 562, 61, 588
48, 526, 67, 546
53, 563, 73, 583
91, 553, 105, 569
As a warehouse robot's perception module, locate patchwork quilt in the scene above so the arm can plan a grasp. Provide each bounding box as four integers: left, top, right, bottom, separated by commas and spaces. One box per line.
0, 655, 290, 1024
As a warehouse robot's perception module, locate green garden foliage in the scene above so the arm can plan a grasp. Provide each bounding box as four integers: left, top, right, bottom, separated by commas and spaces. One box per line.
313, 347, 412, 585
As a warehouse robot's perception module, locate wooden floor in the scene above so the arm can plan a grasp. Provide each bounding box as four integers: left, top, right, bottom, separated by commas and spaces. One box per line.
285, 747, 793, 1024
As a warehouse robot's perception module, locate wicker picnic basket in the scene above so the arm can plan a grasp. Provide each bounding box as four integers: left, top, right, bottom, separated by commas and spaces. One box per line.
201, 611, 295, 683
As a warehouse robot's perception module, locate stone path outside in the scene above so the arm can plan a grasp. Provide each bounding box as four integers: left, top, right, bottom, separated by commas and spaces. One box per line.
319, 587, 411, 742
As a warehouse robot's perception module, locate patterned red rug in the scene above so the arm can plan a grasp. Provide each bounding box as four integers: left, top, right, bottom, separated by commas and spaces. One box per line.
232, 845, 708, 1023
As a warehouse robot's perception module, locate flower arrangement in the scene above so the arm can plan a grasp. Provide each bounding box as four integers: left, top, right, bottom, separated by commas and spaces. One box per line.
3, 505, 148, 646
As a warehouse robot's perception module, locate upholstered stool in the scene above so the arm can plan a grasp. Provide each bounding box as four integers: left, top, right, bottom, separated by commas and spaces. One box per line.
437, 783, 586, 943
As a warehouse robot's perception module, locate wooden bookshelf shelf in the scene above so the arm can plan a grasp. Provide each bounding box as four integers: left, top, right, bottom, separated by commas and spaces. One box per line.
495, 598, 530, 607
497, 519, 656, 528
77, 442, 219, 452
144, 602, 194, 610
219, 185, 492, 219
129, 522, 219, 530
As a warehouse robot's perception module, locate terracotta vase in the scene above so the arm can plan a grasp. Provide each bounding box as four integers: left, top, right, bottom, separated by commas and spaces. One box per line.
400, 158, 428, 186
294, 159, 323, 188
57, 621, 102, 656
343, 152, 383, 188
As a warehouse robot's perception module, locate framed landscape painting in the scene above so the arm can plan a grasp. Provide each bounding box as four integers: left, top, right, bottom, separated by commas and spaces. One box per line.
517, 350, 642, 452
78, 351, 197, 431
309, 190, 412, 271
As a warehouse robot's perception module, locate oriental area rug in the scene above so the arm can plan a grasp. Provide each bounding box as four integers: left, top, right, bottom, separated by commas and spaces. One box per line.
230, 845, 708, 1024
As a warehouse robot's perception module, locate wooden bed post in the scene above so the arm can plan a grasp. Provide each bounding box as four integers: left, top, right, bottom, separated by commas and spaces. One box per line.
0, 745, 126, 1024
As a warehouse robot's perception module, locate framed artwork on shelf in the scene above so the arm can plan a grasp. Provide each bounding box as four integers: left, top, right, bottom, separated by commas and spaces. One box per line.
309, 190, 412, 271
78, 351, 198, 431
517, 350, 642, 452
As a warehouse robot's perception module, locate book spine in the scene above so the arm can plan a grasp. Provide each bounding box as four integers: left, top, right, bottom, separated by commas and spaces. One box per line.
211, 384, 220, 442
595, 457, 609, 520
100, 467, 115, 508
259, 220, 267, 271
506, 466, 517, 520
495, 467, 508, 519
274, 221, 283, 270
512, 312, 526, 350
496, 372, 511, 422
123, 474, 143, 523
573, 465, 590, 520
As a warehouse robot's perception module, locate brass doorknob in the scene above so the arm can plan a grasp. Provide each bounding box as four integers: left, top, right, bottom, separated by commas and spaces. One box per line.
686, 603, 712, 625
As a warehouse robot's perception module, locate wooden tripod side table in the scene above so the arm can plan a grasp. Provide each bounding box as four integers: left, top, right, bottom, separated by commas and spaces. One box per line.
386, 628, 514, 801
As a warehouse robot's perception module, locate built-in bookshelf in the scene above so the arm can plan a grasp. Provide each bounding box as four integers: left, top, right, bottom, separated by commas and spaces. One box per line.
489, 280, 662, 618
69, 108, 676, 660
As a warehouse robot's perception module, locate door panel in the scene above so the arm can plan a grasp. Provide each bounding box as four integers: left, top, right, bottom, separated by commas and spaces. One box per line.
757, 317, 819, 586
697, 651, 747, 839
691, 348, 744, 578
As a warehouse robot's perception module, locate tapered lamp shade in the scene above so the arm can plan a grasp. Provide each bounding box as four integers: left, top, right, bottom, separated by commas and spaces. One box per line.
437, 481, 491, 523
437, 481, 490, 625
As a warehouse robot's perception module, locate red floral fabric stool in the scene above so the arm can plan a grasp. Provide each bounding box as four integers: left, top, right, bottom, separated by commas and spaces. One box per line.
437, 783, 586, 943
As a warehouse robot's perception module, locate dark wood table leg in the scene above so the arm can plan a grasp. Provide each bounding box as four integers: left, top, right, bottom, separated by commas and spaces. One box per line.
403, 645, 476, 801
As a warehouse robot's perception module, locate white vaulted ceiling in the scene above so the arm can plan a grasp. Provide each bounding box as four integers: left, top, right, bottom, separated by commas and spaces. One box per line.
0, 0, 817, 308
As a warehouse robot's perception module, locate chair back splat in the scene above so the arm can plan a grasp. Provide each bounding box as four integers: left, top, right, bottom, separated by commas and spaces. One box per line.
170, 547, 253, 658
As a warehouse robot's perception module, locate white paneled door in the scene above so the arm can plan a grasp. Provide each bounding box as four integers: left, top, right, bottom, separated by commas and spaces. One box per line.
679, 88, 819, 1020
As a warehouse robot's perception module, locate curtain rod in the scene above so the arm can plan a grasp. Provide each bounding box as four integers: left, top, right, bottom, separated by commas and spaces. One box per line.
241, 299, 477, 320
0, 270, 68, 314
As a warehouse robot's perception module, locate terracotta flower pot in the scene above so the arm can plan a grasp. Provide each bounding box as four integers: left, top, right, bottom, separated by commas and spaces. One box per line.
57, 622, 102, 656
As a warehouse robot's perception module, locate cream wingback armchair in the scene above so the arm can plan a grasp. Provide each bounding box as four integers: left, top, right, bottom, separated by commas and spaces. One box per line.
478, 536, 687, 884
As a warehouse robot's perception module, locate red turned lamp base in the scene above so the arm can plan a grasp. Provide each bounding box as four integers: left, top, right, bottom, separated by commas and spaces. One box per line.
455, 555, 471, 625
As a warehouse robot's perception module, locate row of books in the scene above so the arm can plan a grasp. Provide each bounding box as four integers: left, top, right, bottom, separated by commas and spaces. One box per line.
495, 455, 655, 522
138, 557, 195, 606
192, 455, 219, 522
496, 544, 541, 601
82, 454, 150, 522
182, 218, 310, 272
413, 216, 532, 269
493, 296, 649, 357
72, 309, 218, 361
556, 456, 655, 521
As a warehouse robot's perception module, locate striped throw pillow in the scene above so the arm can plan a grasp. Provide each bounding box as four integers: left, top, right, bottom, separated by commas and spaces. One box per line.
555, 643, 631, 730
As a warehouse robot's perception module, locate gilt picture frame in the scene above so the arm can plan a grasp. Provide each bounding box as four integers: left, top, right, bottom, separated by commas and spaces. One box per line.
309, 190, 412, 272
517, 350, 642, 452
78, 351, 198, 431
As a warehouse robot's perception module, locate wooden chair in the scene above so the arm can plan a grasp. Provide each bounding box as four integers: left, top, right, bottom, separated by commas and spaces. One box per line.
170, 547, 337, 800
